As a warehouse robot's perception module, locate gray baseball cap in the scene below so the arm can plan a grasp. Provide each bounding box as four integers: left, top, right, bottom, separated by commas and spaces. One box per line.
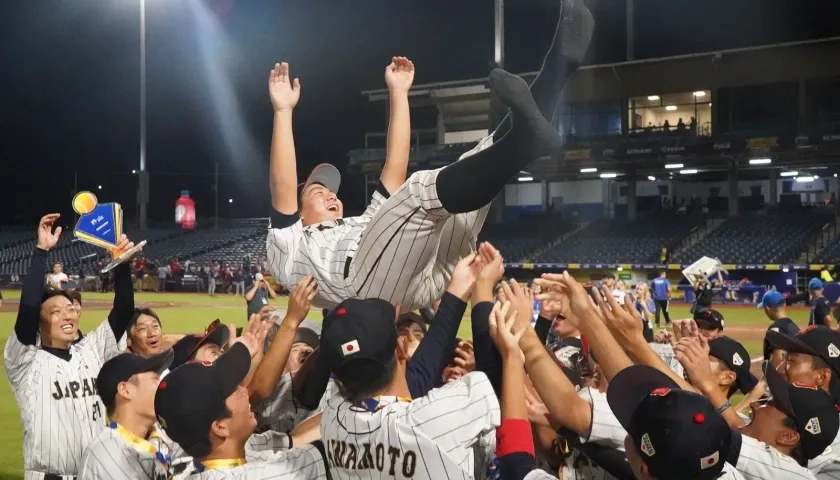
300, 163, 341, 193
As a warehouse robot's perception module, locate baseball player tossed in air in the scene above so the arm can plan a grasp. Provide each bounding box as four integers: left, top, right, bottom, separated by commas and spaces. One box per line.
266, 0, 593, 311
5, 214, 139, 480
79, 351, 175, 480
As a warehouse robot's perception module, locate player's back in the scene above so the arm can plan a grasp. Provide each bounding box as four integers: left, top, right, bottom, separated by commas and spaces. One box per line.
321, 371, 500, 480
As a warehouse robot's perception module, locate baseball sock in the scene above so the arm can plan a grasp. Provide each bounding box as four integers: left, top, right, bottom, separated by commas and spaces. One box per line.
436, 69, 564, 214
494, 0, 594, 139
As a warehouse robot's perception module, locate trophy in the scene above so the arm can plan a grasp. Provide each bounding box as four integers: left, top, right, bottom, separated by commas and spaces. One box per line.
72, 191, 147, 273
682, 256, 726, 285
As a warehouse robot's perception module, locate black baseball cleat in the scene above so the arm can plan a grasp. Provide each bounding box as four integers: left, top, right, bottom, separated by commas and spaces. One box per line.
553, 0, 595, 69
489, 68, 565, 162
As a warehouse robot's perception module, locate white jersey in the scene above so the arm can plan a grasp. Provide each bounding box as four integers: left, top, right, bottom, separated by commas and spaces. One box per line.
267, 168, 489, 312
170, 444, 328, 480
5, 319, 121, 478
560, 387, 626, 480
256, 372, 312, 433
808, 417, 840, 479
321, 371, 500, 479
734, 434, 817, 480
532, 462, 746, 479
78, 424, 169, 480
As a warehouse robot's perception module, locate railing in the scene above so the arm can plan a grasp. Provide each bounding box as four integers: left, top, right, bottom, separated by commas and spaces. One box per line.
803, 217, 839, 263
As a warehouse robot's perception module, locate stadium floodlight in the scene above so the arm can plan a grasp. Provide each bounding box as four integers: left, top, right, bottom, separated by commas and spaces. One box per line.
665, 105, 677, 111
680, 169, 698, 175
517, 176, 533, 182
580, 168, 598, 173
665, 163, 684, 169
647, 95, 660, 101
98, 185, 103, 190
749, 158, 771, 165
228, 198, 233, 203
835, 173, 838, 178
647, 176, 656, 181
693, 91, 706, 97
795, 176, 815, 183
780, 171, 798, 177
600, 173, 618, 179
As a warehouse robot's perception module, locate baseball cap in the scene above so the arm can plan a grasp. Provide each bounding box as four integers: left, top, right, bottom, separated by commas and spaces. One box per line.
293, 327, 320, 350
97, 350, 174, 411
758, 291, 785, 309
300, 163, 341, 194
708, 336, 758, 395
694, 309, 725, 330
254, 272, 264, 282
766, 325, 840, 403
809, 278, 825, 290
765, 365, 840, 461
154, 343, 251, 454
171, 321, 230, 369
320, 298, 397, 377
607, 365, 737, 480
396, 312, 428, 334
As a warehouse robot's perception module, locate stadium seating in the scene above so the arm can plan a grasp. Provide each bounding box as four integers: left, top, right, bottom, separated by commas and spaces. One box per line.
815, 236, 840, 264
674, 209, 834, 264
534, 214, 705, 264
478, 215, 573, 262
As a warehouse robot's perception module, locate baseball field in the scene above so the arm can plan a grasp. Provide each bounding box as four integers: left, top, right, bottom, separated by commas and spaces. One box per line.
0, 290, 810, 478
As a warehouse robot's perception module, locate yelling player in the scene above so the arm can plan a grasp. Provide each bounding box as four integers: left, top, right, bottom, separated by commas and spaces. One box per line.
5, 214, 139, 480
266, 0, 594, 311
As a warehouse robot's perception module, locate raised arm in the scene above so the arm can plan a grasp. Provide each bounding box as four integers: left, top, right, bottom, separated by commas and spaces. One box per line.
379, 57, 414, 194
268, 62, 302, 215
15, 214, 62, 345
107, 235, 138, 341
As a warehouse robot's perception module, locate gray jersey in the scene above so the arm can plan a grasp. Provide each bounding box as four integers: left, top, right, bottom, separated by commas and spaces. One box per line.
735, 435, 817, 480
808, 416, 840, 479
5, 319, 121, 478
559, 387, 626, 480
321, 370, 500, 479
256, 372, 312, 433
170, 444, 328, 480
79, 425, 169, 480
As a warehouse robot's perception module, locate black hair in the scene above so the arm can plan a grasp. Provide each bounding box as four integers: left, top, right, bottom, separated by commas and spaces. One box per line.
183, 405, 233, 459
781, 416, 807, 466
129, 307, 161, 331
335, 355, 397, 403
41, 288, 72, 308
66, 289, 82, 306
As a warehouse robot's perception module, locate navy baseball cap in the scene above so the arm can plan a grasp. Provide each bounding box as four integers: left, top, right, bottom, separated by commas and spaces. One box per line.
765, 365, 840, 461
607, 365, 738, 480
694, 309, 725, 331
97, 350, 174, 411
321, 298, 397, 377
170, 321, 230, 369
758, 291, 785, 309
810, 278, 825, 290
155, 343, 251, 455
766, 325, 840, 403
300, 163, 341, 193
708, 336, 758, 395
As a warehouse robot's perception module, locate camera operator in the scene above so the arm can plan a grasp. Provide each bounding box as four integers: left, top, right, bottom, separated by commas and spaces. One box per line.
245, 272, 277, 320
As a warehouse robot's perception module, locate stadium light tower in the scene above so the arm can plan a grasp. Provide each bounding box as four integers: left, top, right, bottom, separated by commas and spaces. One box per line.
138, 0, 149, 230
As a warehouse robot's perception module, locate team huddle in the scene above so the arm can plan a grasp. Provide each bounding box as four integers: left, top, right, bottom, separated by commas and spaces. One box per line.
7, 1, 840, 479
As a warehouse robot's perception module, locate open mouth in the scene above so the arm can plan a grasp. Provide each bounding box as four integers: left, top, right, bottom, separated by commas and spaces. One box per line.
61, 324, 74, 334
327, 205, 339, 212
148, 339, 160, 349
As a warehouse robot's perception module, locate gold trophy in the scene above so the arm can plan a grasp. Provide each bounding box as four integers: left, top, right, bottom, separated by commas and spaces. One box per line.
72, 191, 146, 273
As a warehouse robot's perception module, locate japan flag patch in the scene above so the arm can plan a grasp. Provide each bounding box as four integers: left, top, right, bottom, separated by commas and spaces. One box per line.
342, 340, 361, 356
700, 451, 720, 470
732, 353, 744, 366
806, 417, 822, 435
640, 433, 656, 457
828, 343, 840, 358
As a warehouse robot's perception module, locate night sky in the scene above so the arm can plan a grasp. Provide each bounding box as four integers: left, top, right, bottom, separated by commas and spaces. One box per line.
1, 0, 839, 227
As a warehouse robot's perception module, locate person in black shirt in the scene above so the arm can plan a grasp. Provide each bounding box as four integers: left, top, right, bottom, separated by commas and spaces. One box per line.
692, 308, 725, 339
245, 273, 277, 319
690, 271, 722, 315
808, 278, 833, 327
757, 291, 800, 370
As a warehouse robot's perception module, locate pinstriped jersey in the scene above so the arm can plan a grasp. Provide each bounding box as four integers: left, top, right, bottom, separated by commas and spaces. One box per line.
78, 426, 169, 480
255, 372, 312, 433
266, 191, 387, 309
5, 319, 121, 476
169, 444, 328, 480
321, 371, 500, 479
529, 463, 747, 479
734, 434, 817, 479
808, 422, 840, 479
559, 387, 625, 480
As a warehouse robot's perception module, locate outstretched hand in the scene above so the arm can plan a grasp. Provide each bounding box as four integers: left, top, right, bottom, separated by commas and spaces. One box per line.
36, 214, 62, 251
268, 62, 301, 112
384, 56, 415, 93
488, 300, 526, 362
446, 252, 484, 301
231, 313, 273, 358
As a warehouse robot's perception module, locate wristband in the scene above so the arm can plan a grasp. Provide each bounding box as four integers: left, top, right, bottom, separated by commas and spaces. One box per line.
715, 400, 732, 415
496, 419, 534, 457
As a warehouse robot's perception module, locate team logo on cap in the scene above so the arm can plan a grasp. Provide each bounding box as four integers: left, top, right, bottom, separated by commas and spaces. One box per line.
805, 417, 822, 435
828, 344, 840, 358
771, 327, 780, 333
649, 388, 671, 397
699, 451, 720, 470
640, 433, 656, 457
341, 340, 361, 356
732, 353, 744, 366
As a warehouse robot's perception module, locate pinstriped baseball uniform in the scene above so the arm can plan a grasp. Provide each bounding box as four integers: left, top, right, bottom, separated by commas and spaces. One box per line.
267, 143, 492, 312
169, 443, 328, 480
557, 387, 626, 480
734, 434, 817, 479
5, 319, 122, 480
321, 370, 500, 479
78, 425, 169, 480
808, 426, 840, 479
255, 372, 312, 433
528, 462, 747, 479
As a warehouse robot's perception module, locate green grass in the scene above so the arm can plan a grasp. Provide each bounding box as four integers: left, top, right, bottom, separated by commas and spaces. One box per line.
0, 291, 811, 477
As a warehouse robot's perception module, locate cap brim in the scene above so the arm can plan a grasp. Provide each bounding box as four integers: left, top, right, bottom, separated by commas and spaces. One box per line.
757, 302, 765, 309
607, 365, 681, 430
142, 350, 175, 374
765, 366, 796, 419
215, 343, 252, 398
302, 164, 341, 193
765, 330, 815, 356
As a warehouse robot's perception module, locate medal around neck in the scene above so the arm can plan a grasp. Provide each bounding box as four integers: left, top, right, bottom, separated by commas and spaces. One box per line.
72, 191, 146, 273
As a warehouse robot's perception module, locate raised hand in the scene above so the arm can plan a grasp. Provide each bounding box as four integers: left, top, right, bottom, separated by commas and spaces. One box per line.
534, 272, 591, 325
488, 300, 526, 362
384, 56, 415, 93
501, 280, 535, 331
110, 234, 139, 261
36, 213, 62, 251
452, 340, 476, 373
287, 276, 317, 324
268, 62, 301, 112
674, 334, 714, 392
446, 252, 484, 301
232, 313, 273, 358
593, 285, 644, 343
476, 242, 505, 285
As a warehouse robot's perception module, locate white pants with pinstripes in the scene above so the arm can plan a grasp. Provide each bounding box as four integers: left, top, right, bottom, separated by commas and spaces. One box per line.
349, 136, 494, 311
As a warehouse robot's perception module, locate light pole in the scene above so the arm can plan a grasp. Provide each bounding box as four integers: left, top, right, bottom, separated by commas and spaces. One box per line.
138, 0, 149, 229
